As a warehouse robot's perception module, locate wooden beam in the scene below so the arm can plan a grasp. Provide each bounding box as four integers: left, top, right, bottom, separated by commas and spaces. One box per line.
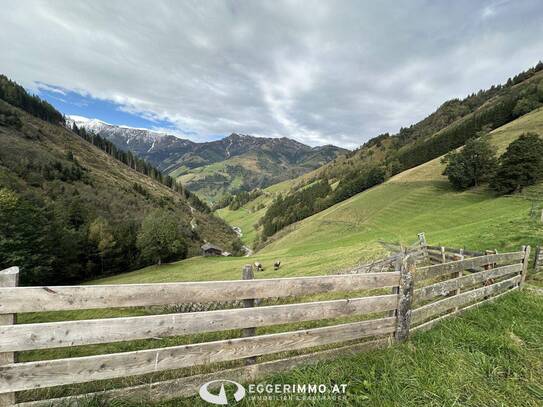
520, 246, 531, 288
412, 286, 518, 333
0, 294, 398, 352
0, 272, 400, 314
394, 256, 415, 342
0, 317, 396, 393
17, 339, 390, 407
242, 264, 256, 365
413, 263, 522, 303
0, 267, 18, 407
426, 246, 484, 257
533, 246, 542, 272
411, 275, 520, 325
414, 252, 524, 283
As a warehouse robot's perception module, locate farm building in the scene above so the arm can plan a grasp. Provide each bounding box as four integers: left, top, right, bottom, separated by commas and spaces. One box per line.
201, 243, 224, 256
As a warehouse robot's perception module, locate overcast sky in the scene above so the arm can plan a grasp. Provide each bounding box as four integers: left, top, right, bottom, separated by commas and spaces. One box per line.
1, 0, 542, 148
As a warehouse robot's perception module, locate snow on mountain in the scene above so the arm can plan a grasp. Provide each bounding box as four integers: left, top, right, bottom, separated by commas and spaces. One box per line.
66, 116, 348, 182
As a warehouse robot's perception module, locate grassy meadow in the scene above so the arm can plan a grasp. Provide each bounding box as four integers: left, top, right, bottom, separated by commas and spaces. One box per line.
15, 108, 543, 405
96, 107, 543, 285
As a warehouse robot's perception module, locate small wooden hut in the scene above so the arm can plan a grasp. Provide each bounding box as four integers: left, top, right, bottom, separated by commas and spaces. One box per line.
201, 243, 224, 257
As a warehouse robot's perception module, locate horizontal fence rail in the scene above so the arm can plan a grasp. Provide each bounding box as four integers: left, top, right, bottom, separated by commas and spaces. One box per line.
0, 294, 398, 352
0, 272, 400, 314
0, 240, 531, 406
414, 263, 522, 303
413, 251, 524, 283
0, 317, 397, 393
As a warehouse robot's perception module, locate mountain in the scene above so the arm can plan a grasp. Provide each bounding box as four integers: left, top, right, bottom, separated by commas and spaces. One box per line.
67, 116, 348, 201
235, 62, 543, 244
216, 105, 543, 256
0, 82, 239, 286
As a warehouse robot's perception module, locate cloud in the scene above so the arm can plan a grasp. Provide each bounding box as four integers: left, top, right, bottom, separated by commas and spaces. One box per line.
0, 0, 542, 148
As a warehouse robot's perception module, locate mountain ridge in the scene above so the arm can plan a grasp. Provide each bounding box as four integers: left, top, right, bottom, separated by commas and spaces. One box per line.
67, 115, 348, 201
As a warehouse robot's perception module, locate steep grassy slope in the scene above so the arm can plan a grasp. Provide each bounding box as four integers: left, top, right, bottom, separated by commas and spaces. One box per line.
216, 178, 298, 246
93, 107, 543, 285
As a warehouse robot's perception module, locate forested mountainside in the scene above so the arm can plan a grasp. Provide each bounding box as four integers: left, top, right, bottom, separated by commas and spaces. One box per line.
0, 78, 240, 285
253, 62, 543, 243
172, 137, 346, 202
68, 116, 347, 202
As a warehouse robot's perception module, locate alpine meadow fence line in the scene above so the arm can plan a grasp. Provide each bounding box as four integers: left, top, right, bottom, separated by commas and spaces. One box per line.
0, 243, 531, 406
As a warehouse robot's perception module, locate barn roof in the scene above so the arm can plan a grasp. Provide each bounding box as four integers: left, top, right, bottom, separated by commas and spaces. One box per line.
201, 243, 223, 252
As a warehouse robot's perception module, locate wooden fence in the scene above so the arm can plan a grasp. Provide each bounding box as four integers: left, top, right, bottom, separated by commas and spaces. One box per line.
0, 245, 531, 406
534, 245, 543, 272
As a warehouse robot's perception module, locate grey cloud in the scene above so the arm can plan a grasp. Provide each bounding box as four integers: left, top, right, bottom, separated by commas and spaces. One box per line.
0, 0, 542, 148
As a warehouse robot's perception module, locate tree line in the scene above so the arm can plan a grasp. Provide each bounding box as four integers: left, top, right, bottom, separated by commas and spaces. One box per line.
214, 189, 264, 211
71, 123, 211, 213
442, 132, 543, 194
0, 75, 64, 124
258, 166, 385, 243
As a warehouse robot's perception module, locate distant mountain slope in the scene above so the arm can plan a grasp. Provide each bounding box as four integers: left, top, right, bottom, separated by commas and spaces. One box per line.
0, 97, 238, 285
68, 116, 348, 202
215, 106, 543, 266
66, 116, 198, 170
95, 107, 543, 288
172, 137, 346, 202
239, 63, 543, 243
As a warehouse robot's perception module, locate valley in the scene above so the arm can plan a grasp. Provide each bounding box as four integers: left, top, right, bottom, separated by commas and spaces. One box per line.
3, 58, 543, 407
95, 106, 543, 285
68, 116, 347, 202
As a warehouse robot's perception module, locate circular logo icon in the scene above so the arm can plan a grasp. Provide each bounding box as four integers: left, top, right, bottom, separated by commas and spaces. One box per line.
199, 379, 246, 405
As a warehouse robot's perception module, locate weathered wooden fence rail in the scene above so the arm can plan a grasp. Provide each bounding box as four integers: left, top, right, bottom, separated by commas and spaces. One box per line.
0, 242, 531, 406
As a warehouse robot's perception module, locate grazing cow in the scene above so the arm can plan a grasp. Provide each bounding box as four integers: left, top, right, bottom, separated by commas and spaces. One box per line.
274, 260, 281, 271
254, 262, 264, 271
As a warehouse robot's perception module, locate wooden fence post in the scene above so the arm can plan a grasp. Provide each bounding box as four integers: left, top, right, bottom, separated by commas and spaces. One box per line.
242, 264, 256, 365
0, 267, 19, 407
453, 250, 464, 312
417, 232, 428, 261
388, 257, 402, 318
520, 245, 531, 288
533, 245, 542, 272
395, 256, 415, 342
440, 246, 446, 263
